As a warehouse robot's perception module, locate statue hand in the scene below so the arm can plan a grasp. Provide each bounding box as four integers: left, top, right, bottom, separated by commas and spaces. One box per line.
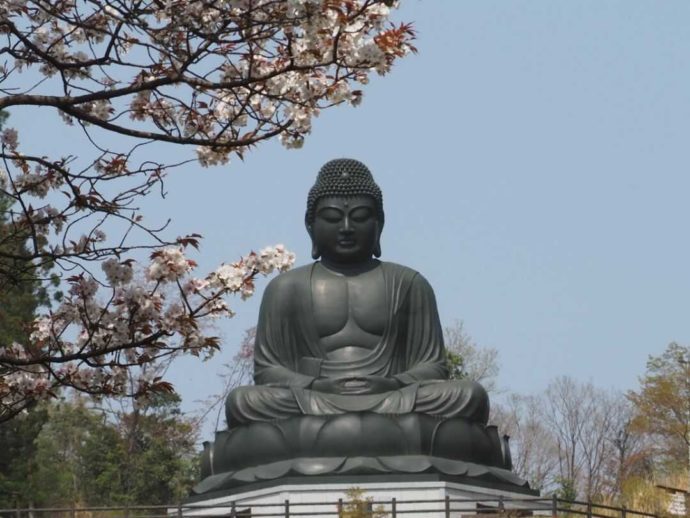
354, 375, 401, 394
310, 377, 343, 394
311, 376, 400, 395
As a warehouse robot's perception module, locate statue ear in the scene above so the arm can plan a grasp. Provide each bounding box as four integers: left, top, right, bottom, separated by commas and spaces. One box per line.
373, 222, 383, 258
305, 221, 321, 259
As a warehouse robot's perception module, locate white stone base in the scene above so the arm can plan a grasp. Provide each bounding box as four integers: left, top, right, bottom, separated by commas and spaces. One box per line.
180, 479, 547, 517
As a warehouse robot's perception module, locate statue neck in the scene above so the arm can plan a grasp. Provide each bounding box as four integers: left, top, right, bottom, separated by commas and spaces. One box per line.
318, 258, 380, 276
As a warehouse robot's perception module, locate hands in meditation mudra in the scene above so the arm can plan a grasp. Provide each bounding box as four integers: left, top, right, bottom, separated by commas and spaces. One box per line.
195, 159, 523, 495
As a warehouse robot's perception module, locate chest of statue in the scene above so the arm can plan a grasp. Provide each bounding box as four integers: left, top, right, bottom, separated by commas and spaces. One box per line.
311, 263, 388, 358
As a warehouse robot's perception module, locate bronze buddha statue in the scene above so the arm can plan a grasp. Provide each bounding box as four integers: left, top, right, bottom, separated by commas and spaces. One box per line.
194, 159, 527, 497
226, 159, 489, 425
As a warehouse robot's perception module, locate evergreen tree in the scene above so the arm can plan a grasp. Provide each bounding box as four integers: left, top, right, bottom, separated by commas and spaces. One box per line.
29, 400, 119, 507
0, 404, 48, 508
115, 392, 198, 505
0, 196, 47, 347
0, 109, 51, 349
0, 109, 40, 346
0, 110, 52, 508
6, 395, 198, 508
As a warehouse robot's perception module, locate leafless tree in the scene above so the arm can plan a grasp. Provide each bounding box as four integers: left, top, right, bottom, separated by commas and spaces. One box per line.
492, 393, 559, 492
444, 320, 500, 394
196, 326, 255, 432
540, 376, 645, 502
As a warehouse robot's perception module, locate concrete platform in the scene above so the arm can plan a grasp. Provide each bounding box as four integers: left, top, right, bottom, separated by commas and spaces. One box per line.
179, 474, 546, 517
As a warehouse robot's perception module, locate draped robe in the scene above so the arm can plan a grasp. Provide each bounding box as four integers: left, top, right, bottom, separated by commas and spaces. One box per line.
226, 261, 489, 426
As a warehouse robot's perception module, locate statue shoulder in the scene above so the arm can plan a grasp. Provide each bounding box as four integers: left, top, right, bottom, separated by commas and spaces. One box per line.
379, 261, 437, 297
379, 261, 429, 283
263, 263, 313, 295
379, 260, 419, 276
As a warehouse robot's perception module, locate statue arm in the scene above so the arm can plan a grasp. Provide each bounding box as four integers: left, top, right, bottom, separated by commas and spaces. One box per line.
252, 271, 318, 388
391, 272, 449, 385
393, 363, 447, 386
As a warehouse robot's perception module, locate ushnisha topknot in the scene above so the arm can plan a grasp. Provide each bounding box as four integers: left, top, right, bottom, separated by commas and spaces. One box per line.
306, 158, 384, 225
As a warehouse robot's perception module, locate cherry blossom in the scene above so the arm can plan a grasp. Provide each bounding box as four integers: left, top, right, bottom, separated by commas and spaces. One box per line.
0, 242, 295, 421
0, 0, 414, 163
0, 0, 414, 422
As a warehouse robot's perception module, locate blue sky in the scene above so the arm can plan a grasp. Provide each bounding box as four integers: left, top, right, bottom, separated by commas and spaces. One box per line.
170, 0, 690, 430
11, 1, 690, 435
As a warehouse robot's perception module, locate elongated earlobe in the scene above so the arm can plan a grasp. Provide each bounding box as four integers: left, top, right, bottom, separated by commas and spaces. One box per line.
373, 224, 383, 258
373, 238, 381, 258
306, 223, 320, 259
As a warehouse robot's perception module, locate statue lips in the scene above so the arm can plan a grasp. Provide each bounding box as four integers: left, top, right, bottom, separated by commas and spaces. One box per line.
337, 238, 357, 248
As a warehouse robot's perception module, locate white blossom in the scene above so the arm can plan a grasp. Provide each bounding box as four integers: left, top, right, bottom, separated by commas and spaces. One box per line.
14, 173, 50, 198
30, 317, 53, 343
102, 258, 134, 286
147, 246, 192, 282
1, 342, 29, 361
69, 276, 99, 299
0, 128, 18, 148
89, 99, 113, 120
356, 42, 386, 69
214, 263, 248, 291
197, 146, 230, 168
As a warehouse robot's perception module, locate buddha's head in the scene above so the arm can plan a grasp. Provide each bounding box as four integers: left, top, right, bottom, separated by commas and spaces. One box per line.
306, 158, 384, 265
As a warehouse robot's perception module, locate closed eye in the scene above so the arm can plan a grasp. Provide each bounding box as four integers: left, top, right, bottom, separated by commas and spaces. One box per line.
317, 207, 343, 223
350, 207, 373, 222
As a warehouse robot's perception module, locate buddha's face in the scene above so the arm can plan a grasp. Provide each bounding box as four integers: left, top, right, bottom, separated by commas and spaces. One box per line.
310, 195, 380, 265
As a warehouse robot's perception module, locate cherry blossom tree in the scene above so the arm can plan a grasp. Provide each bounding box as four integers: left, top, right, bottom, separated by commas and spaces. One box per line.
0, 0, 415, 422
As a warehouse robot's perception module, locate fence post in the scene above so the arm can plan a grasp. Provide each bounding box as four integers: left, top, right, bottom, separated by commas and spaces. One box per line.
337, 497, 343, 517
551, 494, 558, 518
444, 494, 450, 518
284, 498, 289, 518
498, 495, 505, 513
586, 501, 593, 518
391, 497, 397, 518
621, 504, 627, 518
71, 502, 76, 518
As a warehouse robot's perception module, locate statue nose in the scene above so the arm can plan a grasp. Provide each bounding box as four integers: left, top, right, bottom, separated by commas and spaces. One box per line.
341, 216, 353, 232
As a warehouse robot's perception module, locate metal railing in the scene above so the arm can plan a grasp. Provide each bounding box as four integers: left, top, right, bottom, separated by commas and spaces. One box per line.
0, 495, 661, 518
